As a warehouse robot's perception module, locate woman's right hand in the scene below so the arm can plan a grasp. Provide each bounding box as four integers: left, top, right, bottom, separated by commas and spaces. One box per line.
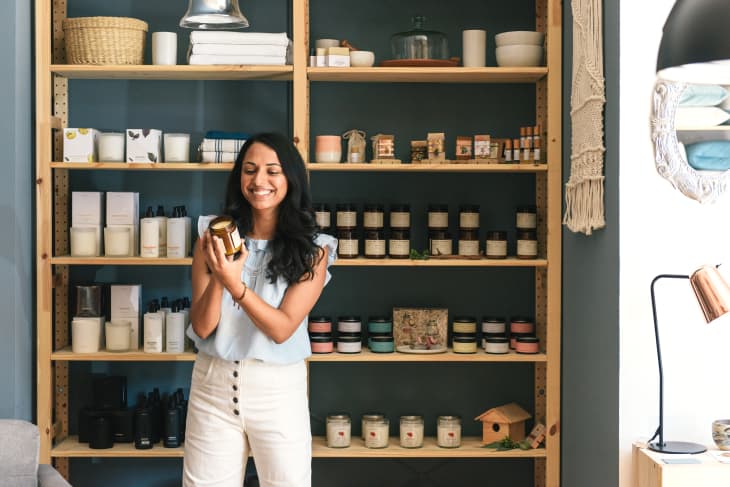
199, 230, 248, 295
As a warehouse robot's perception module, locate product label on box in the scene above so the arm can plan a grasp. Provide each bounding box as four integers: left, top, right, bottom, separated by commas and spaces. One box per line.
126, 129, 162, 163
63, 128, 99, 162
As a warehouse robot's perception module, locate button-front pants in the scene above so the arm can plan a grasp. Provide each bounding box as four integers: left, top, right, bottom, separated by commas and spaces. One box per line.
183, 352, 311, 487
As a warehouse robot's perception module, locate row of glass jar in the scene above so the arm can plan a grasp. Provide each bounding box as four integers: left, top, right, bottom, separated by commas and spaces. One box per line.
314, 203, 538, 232
326, 413, 462, 449
335, 227, 538, 259
310, 315, 536, 334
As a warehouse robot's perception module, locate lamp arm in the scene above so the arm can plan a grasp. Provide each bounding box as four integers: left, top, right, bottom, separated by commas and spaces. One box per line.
649, 273, 689, 448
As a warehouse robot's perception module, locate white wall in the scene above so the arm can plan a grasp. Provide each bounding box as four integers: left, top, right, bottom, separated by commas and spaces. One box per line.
619, 1, 730, 485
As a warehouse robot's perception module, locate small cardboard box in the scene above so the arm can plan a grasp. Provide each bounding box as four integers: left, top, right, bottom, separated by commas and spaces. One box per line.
111, 284, 142, 350
126, 129, 162, 163
72, 191, 104, 226
63, 128, 99, 162
326, 47, 350, 67
393, 307, 448, 353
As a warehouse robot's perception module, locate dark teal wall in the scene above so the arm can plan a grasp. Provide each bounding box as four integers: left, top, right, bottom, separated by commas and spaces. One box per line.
560, 1, 620, 487
0, 0, 33, 420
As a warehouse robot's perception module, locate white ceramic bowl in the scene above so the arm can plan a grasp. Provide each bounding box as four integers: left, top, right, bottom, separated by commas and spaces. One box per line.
495, 45, 544, 67
350, 50, 375, 67
495, 31, 545, 47
315, 38, 340, 49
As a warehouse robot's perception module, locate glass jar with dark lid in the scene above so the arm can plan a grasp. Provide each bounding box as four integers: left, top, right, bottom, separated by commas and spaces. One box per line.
337, 228, 358, 259
485, 230, 508, 259
481, 316, 506, 334
429, 230, 452, 256
368, 316, 392, 334
337, 316, 362, 333
313, 203, 331, 231
452, 316, 477, 334
458, 229, 479, 257
427, 204, 449, 231
516, 230, 538, 259
516, 205, 537, 231
364, 229, 386, 259
389, 204, 411, 230
336, 203, 358, 230
388, 229, 410, 259
458, 204, 480, 229
363, 204, 384, 230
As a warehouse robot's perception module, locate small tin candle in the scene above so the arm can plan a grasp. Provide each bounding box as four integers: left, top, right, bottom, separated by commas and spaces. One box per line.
452, 316, 477, 334
309, 333, 333, 354
336, 333, 362, 354
481, 317, 506, 334
389, 204, 411, 230
509, 317, 535, 334
336, 203, 358, 229
437, 415, 461, 448
361, 412, 385, 440
427, 204, 449, 231
363, 204, 384, 230
516, 205, 537, 231
458, 204, 480, 229
510, 332, 533, 350
516, 230, 538, 259
452, 334, 477, 354
515, 336, 540, 354
485, 230, 508, 259
326, 413, 351, 448
337, 229, 359, 258
364, 229, 386, 259
338, 316, 362, 333
208, 216, 242, 256
313, 203, 331, 232
484, 335, 510, 354
368, 335, 394, 353
367, 316, 392, 334
388, 229, 411, 259
399, 415, 424, 448
364, 418, 390, 449
457, 229, 480, 256
308, 316, 332, 334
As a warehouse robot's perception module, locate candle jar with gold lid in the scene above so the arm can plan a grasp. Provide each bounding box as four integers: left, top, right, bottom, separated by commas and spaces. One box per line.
208, 216, 242, 256
399, 415, 424, 448
437, 415, 461, 448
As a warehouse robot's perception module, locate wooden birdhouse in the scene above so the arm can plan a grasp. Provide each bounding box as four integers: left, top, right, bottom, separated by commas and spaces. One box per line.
474, 402, 531, 444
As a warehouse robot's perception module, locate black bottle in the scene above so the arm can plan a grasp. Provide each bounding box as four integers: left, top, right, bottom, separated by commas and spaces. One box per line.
134, 407, 153, 450
164, 396, 181, 448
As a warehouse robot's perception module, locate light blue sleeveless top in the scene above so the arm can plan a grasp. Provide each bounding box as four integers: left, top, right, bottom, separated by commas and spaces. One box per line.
186, 215, 337, 364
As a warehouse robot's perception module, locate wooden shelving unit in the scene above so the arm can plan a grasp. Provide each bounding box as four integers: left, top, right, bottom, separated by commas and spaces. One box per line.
36, 0, 561, 484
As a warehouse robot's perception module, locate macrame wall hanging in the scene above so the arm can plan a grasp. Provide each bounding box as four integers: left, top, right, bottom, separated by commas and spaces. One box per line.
563, 0, 606, 235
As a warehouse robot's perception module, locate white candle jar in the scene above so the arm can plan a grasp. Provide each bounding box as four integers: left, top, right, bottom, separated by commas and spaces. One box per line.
326, 413, 351, 448
98, 132, 125, 162
72, 317, 102, 353
437, 415, 462, 448
105, 321, 131, 352
164, 133, 191, 162
364, 418, 389, 449
104, 226, 131, 256
399, 415, 424, 448
70, 226, 99, 257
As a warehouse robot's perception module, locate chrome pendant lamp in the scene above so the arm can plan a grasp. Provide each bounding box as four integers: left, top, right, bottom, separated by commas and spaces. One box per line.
180, 0, 250, 30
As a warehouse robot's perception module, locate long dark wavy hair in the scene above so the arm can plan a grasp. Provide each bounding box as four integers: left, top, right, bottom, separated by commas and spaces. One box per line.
224, 132, 322, 285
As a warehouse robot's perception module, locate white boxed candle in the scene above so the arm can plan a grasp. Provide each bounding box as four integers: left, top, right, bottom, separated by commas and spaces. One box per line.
70, 226, 100, 256
126, 129, 162, 163
63, 128, 99, 162
105, 321, 131, 352
72, 191, 104, 226
104, 226, 131, 256
164, 133, 190, 162
98, 132, 125, 162
72, 317, 102, 353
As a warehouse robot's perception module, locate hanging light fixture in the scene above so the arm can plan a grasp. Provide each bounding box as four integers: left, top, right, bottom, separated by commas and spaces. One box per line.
180, 0, 249, 30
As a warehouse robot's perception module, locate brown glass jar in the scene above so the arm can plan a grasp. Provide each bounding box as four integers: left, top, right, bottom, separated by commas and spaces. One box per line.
485, 230, 508, 259
429, 230, 452, 256
389, 204, 411, 230
516, 205, 537, 231
458, 204, 480, 229
364, 229, 386, 259
208, 216, 242, 256
427, 204, 449, 231
363, 204, 385, 230
313, 203, 331, 232
388, 229, 410, 259
516, 230, 538, 259
336, 203, 358, 230
337, 228, 359, 258
457, 229, 479, 256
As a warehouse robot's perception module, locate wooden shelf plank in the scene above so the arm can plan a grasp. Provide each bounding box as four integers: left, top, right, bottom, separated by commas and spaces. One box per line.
51, 162, 234, 171
308, 67, 548, 83
52, 437, 184, 458
50, 64, 293, 81
51, 347, 196, 362
51, 436, 545, 459
50, 255, 547, 268
308, 348, 546, 363
307, 163, 548, 173
312, 436, 546, 458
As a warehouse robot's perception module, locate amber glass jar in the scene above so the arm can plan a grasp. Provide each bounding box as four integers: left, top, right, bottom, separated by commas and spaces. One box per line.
388, 229, 410, 259
389, 204, 411, 230
457, 229, 479, 256
363, 204, 384, 230
427, 203, 449, 231
364, 229, 386, 258
313, 203, 331, 232
429, 230, 452, 256
208, 216, 242, 256
516, 230, 538, 259
516, 205, 537, 231
458, 204, 480, 229
337, 228, 359, 258
485, 230, 508, 259
336, 203, 358, 230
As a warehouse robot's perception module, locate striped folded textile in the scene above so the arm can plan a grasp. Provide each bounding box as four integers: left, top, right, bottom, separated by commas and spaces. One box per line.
200, 138, 246, 153
201, 151, 238, 163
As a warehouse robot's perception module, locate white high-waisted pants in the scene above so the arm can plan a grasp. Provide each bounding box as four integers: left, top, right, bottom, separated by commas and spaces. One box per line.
183, 352, 311, 487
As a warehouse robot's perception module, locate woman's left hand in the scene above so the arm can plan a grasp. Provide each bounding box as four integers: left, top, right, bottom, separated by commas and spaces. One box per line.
201, 230, 248, 294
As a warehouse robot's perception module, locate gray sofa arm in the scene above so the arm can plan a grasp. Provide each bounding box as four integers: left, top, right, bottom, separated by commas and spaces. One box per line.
39, 464, 72, 487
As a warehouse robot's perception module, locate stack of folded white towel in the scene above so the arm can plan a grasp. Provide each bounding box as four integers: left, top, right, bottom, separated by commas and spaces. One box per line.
188, 31, 291, 65
199, 131, 249, 163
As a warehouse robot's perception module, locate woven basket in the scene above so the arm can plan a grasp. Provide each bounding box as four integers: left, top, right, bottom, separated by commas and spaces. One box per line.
63, 16, 148, 65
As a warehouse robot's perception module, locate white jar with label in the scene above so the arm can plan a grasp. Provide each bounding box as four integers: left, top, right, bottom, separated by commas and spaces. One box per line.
399, 415, 424, 448
437, 415, 462, 448
326, 413, 351, 448
364, 418, 389, 448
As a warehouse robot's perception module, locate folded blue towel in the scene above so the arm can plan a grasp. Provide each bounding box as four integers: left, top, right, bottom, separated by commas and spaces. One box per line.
205, 131, 251, 140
